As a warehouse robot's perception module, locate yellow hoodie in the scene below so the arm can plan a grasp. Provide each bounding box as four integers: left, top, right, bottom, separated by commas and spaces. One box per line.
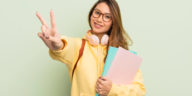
49, 33, 146, 96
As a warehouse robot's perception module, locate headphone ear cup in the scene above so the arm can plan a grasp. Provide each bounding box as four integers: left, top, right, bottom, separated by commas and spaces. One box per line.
101, 34, 109, 45
91, 35, 99, 45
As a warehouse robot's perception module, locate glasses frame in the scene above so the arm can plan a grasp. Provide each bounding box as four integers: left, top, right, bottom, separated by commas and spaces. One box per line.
92, 9, 112, 22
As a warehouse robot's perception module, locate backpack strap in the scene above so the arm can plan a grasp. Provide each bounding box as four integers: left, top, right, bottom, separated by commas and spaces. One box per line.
71, 39, 86, 79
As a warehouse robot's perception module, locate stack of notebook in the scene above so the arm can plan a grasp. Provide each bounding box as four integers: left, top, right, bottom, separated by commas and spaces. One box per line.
96, 46, 142, 96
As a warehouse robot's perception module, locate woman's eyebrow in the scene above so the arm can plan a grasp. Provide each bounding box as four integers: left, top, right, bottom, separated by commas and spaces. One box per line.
95, 8, 111, 14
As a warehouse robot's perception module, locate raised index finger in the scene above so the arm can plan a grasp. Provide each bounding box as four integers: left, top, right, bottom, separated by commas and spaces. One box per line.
36, 11, 48, 28
50, 10, 56, 28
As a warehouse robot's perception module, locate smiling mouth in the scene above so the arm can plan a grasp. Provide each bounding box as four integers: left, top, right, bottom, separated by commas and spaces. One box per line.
94, 22, 103, 29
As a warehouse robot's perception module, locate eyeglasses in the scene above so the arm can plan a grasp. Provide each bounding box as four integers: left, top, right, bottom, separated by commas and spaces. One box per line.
92, 9, 112, 22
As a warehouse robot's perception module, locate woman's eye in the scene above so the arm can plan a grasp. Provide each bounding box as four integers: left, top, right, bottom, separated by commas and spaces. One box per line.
105, 15, 111, 19
95, 11, 100, 15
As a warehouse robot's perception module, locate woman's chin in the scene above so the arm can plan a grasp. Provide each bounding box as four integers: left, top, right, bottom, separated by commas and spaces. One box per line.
92, 28, 106, 34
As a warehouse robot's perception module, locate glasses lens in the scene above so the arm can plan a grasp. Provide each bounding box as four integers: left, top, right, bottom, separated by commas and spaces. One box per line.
93, 10, 100, 18
103, 15, 112, 22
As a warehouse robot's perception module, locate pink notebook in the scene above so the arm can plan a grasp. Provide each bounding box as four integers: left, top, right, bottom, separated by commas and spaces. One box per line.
106, 47, 142, 85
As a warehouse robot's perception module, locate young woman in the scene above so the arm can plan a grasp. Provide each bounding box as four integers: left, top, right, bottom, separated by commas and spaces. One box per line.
36, 0, 146, 96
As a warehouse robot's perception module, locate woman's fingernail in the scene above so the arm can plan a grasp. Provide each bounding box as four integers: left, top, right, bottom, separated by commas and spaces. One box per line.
46, 36, 49, 39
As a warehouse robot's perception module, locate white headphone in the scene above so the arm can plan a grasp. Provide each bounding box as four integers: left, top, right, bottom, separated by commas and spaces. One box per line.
86, 31, 109, 46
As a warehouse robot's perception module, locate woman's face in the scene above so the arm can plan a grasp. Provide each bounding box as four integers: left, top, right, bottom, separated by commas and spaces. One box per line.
90, 2, 113, 34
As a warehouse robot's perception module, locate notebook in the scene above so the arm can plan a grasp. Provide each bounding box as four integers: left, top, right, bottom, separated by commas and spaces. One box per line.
96, 46, 141, 96
105, 47, 142, 85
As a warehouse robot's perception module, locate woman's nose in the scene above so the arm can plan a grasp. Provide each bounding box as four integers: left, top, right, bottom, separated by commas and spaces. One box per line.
97, 15, 103, 22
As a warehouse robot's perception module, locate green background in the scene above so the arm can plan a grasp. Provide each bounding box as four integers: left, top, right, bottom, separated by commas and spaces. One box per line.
0, 0, 192, 96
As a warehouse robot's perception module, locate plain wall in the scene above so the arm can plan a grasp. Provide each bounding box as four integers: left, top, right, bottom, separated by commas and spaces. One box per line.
0, 0, 192, 96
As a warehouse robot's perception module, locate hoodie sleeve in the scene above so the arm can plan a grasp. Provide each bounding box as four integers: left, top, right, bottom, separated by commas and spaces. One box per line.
107, 69, 146, 96
49, 35, 82, 71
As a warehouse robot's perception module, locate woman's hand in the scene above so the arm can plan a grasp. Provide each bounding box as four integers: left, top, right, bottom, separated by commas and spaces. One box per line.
36, 10, 64, 51
96, 76, 112, 96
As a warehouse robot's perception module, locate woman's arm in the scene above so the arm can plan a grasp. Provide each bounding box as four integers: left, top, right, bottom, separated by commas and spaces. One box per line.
49, 36, 82, 70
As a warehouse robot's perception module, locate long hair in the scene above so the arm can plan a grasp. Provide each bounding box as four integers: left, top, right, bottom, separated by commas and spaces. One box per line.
88, 0, 133, 61
88, 0, 133, 49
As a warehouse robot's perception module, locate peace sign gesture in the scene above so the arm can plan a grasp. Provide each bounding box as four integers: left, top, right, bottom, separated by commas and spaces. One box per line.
36, 10, 64, 51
